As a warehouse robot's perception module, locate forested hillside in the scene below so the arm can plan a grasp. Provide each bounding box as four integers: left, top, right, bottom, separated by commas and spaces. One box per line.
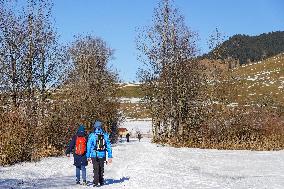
206, 31, 284, 65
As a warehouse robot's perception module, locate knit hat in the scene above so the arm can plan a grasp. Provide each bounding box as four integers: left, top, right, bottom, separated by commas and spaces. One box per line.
77, 124, 85, 133
93, 120, 102, 129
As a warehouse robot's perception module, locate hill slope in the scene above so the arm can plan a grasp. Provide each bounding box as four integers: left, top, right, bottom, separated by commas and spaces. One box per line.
118, 53, 284, 116
207, 31, 284, 65
118, 83, 150, 119
215, 53, 284, 106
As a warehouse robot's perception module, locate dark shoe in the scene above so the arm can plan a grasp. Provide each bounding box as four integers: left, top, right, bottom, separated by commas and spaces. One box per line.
82, 180, 87, 186
93, 182, 98, 187
99, 178, 104, 185
76, 180, 80, 184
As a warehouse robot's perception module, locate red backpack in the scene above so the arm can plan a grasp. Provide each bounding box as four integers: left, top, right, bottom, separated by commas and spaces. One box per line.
75, 136, 86, 155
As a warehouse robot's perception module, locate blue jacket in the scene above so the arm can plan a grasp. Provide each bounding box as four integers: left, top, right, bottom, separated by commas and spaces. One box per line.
66, 126, 88, 167
86, 124, 113, 159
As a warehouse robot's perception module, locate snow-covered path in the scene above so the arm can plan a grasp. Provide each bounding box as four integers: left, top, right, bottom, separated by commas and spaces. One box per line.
1, 137, 284, 189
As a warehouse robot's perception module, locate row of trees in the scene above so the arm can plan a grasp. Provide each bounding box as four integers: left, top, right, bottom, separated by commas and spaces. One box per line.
0, 0, 120, 165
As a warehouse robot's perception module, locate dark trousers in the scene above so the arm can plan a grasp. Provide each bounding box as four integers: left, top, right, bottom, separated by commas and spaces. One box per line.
92, 158, 105, 185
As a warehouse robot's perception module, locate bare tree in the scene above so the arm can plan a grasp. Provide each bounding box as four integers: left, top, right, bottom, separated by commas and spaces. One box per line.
137, 0, 204, 143
0, 0, 69, 164
0, 0, 65, 110
0, 2, 26, 108
64, 35, 120, 139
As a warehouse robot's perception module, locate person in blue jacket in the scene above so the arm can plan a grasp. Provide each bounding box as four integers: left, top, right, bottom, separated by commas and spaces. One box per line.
87, 120, 113, 187
66, 125, 88, 185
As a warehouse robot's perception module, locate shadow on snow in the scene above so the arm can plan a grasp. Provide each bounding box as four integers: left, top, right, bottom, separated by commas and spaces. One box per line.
105, 176, 130, 185
0, 176, 74, 189
0, 176, 130, 188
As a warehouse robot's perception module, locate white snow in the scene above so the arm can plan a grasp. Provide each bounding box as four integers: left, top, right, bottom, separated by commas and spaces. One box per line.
119, 83, 141, 87
246, 76, 258, 81
1, 120, 284, 189
226, 103, 238, 107
249, 93, 256, 96
119, 98, 143, 104
124, 84, 140, 87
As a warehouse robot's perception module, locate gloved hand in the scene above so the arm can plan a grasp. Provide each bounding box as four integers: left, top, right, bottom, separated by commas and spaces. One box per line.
107, 158, 112, 165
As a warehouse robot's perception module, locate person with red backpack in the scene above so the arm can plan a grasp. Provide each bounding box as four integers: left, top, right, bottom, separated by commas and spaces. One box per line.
66, 124, 88, 185
87, 120, 113, 187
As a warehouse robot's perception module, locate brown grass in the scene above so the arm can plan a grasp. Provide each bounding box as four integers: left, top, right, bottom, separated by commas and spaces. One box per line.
0, 108, 75, 166
154, 105, 284, 151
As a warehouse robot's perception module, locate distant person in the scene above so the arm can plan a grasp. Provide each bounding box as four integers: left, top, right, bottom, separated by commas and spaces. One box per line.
126, 132, 130, 142
87, 120, 113, 187
66, 125, 88, 185
137, 132, 142, 142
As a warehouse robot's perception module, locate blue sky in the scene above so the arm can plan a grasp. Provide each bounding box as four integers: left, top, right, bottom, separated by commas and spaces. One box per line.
53, 0, 284, 82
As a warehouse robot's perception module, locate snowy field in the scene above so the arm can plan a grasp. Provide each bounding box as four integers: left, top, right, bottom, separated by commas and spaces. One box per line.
1, 121, 284, 189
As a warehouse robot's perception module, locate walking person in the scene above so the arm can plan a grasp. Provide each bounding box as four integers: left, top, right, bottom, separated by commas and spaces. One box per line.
137, 132, 142, 142
87, 120, 113, 187
66, 124, 88, 185
126, 132, 130, 142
